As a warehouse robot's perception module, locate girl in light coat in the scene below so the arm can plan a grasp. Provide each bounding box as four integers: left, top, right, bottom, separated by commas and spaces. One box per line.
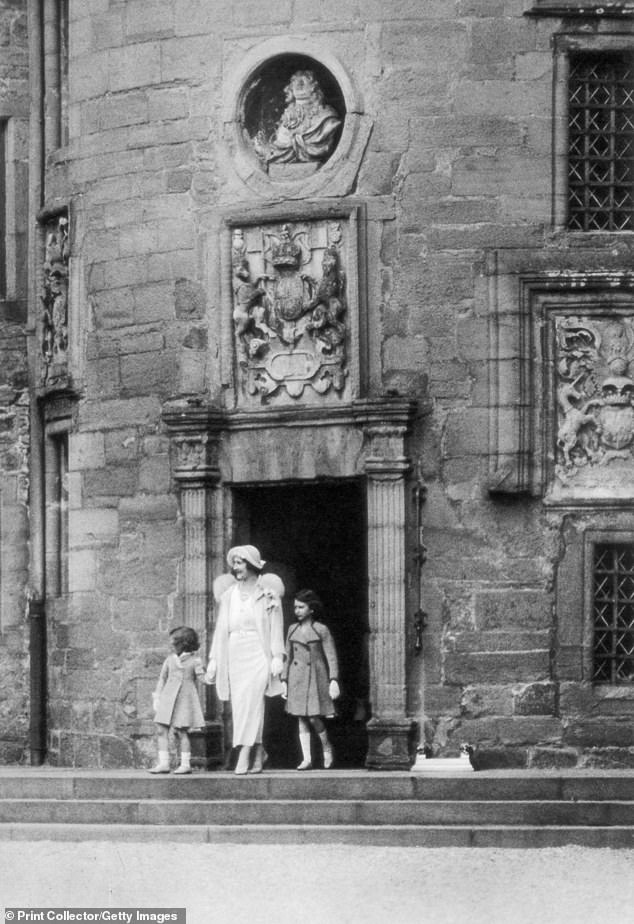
150, 625, 205, 775
205, 545, 285, 775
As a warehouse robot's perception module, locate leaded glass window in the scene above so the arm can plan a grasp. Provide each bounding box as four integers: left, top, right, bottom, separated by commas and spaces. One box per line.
593, 543, 634, 683
568, 53, 634, 231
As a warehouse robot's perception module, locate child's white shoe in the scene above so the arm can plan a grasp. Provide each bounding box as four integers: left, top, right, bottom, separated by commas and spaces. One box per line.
148, 750, 170, 773
319, 731, 334, 769
174, 753, 192, 774
296, 759, 312, 771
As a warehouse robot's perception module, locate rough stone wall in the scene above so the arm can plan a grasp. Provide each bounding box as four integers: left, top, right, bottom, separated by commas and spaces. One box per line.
36, 0, 634, 767
0, 0, 29, 764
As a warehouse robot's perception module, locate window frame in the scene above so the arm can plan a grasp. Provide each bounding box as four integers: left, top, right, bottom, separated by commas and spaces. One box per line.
44, 421, 69, 599
583, 528, 634, 696
553, 33, 634, 232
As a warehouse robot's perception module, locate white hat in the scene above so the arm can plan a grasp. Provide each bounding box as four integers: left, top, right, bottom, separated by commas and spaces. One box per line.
227, 545, 266, 571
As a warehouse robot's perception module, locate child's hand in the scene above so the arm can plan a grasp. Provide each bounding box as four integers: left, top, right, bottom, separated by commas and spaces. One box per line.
204, 659, 217, 685
151, 692, 159, 712
329, 679, 340, 700
270, 656, 283, 677
281, 680, 288, 700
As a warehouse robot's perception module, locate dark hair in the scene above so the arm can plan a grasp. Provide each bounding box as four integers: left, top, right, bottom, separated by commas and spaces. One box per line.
294, 589, 324, 620
169, 625, 199, 654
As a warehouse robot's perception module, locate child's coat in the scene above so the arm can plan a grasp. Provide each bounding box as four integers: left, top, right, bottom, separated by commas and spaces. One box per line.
283, 620, 338, 717
153, 652, 205, 729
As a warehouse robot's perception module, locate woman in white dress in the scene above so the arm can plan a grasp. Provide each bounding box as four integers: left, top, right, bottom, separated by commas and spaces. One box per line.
205, 545, 285, 775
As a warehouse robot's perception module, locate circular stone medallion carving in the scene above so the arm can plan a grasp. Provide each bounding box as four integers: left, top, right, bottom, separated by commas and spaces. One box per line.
242, 55, 346, 179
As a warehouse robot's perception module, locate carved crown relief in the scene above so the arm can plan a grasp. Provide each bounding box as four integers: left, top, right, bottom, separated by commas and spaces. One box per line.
230, 219, 349, 403
553, 313, 634, 499
41, 215, 70, 387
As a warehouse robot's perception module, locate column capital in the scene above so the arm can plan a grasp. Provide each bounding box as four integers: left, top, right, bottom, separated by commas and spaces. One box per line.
171, 433, 221, 487
363, 421, 412, 479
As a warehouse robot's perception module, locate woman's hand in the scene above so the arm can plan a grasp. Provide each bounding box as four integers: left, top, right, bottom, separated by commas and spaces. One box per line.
151, 692, 159, 712
204, 659, 217, 685
329, 679, 340, 700
281, 680, 288, 700
270, 656, 283, 677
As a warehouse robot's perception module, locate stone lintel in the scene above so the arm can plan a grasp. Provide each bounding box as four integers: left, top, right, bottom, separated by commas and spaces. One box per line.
162, 396, 418, 436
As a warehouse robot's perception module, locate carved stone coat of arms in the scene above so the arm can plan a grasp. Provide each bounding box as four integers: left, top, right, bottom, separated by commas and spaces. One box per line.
230, 220, 349, 402
553, 314, 634, 499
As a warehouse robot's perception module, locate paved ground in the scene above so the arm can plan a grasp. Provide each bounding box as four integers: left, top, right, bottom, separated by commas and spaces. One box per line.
2, 841, 634, 924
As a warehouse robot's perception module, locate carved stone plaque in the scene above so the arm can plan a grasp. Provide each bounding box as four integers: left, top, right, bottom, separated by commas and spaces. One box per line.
230, 219, 351, 404
40, 215, 69, 387
551, 313, 634, 501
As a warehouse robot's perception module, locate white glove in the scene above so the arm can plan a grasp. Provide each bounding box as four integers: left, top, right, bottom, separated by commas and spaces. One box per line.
204, 659, 217, 685
270, 656, 283, 677
281, 680, 288, 700
329, 679, 340, 700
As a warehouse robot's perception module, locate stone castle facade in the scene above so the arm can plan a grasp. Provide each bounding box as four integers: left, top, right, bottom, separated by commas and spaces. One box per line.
2, 0, 634, 769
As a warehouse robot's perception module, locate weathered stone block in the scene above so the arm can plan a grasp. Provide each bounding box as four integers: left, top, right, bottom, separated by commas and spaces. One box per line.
458, 715, 562, 745
104, 428, 138, 463
461, 684, 514, 717
422, 684, 462, 716
125, 2, 174, 41
68, 550, 98, 593
449, 629, 551, 653
72, 734, 101, 768
174, 278, 206, 319
160, 35, 215, 81
580, 747, 634, 769
78, 397, 161, 431
475, 590, 551, 631
444, 650, 550, 685
70, 508, 120, 546
529, 747, 579, 769
471, 746, 528, 769
120, 350, 177, 397
83, 465, 138, 499
513, 681, 556, 716
563, 720, 634, 749
118, 493, 178, 522
559, 681, 595, 715
138, 455, 171, 494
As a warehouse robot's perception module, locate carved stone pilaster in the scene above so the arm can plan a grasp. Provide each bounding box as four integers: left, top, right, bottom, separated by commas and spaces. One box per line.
164, 414, 224, 767
364, 424, 415, 769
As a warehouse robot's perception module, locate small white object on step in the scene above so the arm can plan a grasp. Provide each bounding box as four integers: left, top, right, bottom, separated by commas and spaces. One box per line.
411, 743, 475, 773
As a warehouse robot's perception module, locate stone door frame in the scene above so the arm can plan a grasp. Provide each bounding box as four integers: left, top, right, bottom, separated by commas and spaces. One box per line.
162, 395, 418, 769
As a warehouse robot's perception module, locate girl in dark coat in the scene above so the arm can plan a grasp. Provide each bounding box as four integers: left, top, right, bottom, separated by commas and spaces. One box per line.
281, 589, 340, 770
149, 625, 205, 775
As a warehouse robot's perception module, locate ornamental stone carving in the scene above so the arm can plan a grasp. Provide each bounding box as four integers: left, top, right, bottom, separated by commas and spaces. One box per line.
230, 220, 349, 402
252, 70, 342, 173
554, 314, 634, 497
41, 215, 69, 385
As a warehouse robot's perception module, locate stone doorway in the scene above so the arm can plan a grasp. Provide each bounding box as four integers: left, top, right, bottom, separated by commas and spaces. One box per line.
232, 479, 369, 769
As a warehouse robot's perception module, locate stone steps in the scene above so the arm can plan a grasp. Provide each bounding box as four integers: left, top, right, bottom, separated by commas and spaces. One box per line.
1, 769, 633, 846
3, 797, 634, 827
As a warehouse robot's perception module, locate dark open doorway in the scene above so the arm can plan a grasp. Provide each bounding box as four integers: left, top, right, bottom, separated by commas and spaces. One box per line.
232, 479, 369, 769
